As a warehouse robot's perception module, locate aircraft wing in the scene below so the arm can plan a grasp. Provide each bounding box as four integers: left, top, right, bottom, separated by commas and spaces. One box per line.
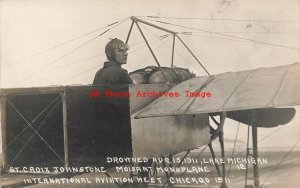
226, 108, 295, 127
135, 63, 300, 124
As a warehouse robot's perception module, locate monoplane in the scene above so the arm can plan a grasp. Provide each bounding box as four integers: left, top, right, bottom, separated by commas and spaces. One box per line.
1, 16, 299, 188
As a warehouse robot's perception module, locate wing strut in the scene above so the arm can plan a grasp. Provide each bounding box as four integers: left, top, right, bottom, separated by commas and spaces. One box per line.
252, 124, 260, 188
244, 111, 260, 188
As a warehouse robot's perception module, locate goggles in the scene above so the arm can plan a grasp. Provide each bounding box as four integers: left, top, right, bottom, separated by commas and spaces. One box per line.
117, 43, 130, 50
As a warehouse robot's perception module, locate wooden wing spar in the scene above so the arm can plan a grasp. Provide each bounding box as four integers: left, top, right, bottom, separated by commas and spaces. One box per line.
135, 63, 300, 124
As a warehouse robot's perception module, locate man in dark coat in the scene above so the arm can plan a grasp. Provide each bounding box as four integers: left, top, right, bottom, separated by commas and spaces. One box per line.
93, 38, 133, 85
92, 39, 133, 157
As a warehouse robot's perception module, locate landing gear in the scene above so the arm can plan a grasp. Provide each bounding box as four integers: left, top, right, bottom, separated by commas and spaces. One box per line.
161, 154, 175, 188
209, 112, 228, 188
209, 111, 261, 188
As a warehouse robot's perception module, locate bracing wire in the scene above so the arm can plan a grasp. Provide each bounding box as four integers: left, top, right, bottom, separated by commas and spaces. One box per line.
128, 34, 170, 54
52, 53, 105, 69
7, 100, 63, 162
140, 24, 202, 72
181, 32, 259, 44
56, 34, 171, 84
180, 31, 299, 34
12, 18, 128, 64
23, 17, 130, 81
24, 33, 107, 80
227, 122, 240, 178
129, 34, 170, 49
58, 63, 103, 84
161, 146, 208, 188
7, 132, 27, 145
179, 145, 208, 176
139, 16, 300, 24
261, 137, 300, 187
257, 126, 284, 143
8, 98, 63, 164
47, 17, 299, 84
130, 38, 168, 71
234, 125, 285, 158
141, 18, 299, 50
50, 34, 169, 70
139, 24, 172, 65
6, 95, 61, 147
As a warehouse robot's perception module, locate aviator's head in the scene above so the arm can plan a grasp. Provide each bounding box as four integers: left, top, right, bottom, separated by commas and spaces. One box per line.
105, 38, 129, 64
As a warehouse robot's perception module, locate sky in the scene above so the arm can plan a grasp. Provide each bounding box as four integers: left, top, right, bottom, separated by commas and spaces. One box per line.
0, 0, 300, 150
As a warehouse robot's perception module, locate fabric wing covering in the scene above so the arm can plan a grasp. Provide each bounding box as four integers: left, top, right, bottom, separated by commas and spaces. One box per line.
135, 63, 300, 126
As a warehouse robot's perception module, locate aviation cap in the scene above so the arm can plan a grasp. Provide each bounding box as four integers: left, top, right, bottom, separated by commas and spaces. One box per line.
105, 38, 130, 61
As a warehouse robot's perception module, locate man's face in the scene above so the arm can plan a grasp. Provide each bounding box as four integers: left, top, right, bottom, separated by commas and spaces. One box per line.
113, 42, 128, 64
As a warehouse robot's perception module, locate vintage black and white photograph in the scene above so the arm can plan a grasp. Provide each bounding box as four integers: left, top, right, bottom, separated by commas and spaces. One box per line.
1, 0, 300, 187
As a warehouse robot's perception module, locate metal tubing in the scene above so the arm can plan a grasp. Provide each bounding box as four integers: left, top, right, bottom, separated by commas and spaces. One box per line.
168, 154, 174, 187
218, 112, 227, 188
208, 143, 222, 178
126, 20, 134, 44
139, 162, 150, 188
131, 16, 177, 35
219, 132, 227, 188
176, 35, 210, 75
134, 21, 169, 82
171, 34, 176, 68
244, 126, 250, 187
252, 125, 260, 188
61, 91, 69, 168
1, 96, 8, 171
